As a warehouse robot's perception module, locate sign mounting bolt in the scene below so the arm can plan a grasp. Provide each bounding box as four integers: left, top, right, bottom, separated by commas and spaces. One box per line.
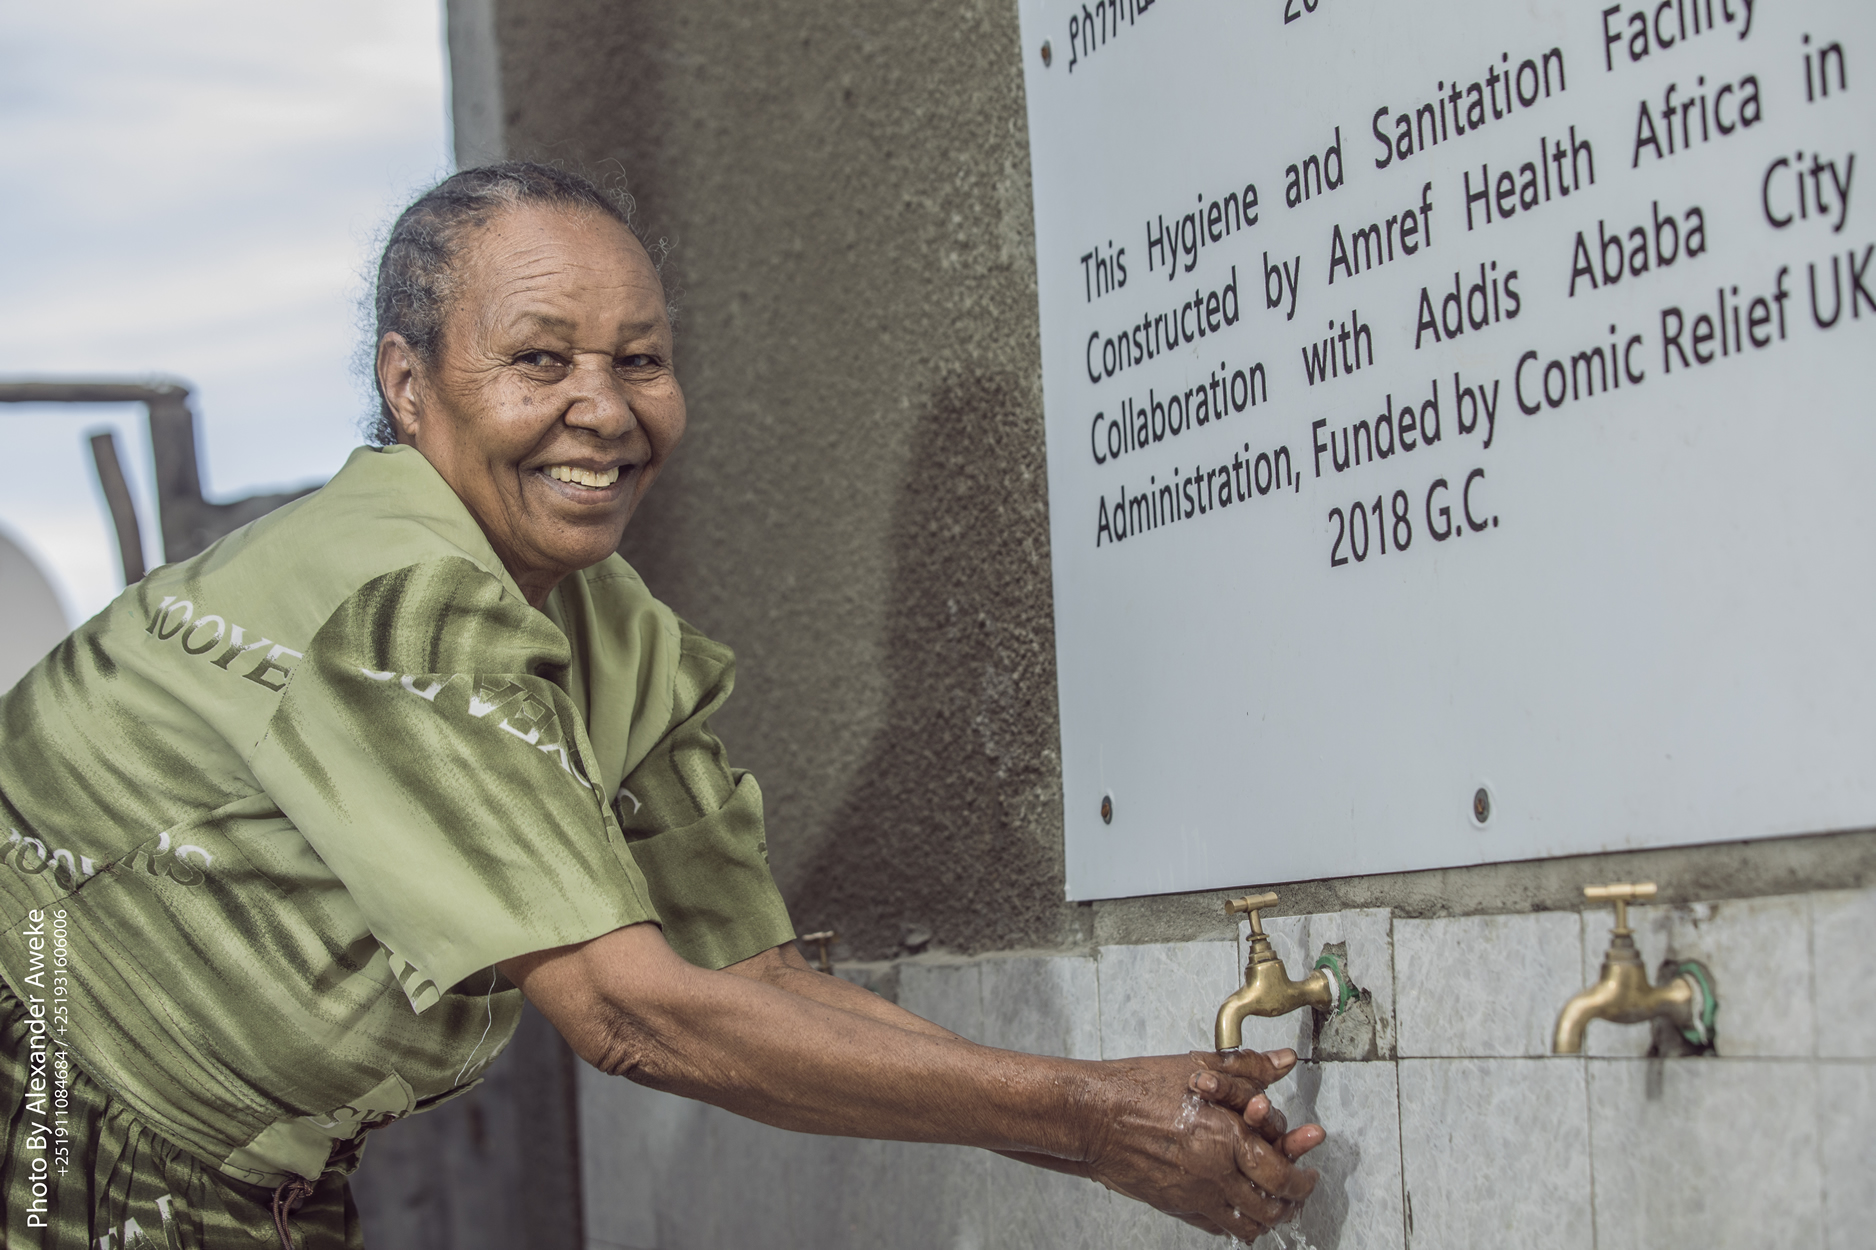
1100, 794, 1113, 824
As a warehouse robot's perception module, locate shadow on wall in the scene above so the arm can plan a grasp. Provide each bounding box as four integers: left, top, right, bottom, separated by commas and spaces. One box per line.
783, 373, 1075, 960
1282, 1062, 1357, 1246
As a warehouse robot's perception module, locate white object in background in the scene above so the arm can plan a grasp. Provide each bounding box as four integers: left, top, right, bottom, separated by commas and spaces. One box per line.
0, 528, 71, 693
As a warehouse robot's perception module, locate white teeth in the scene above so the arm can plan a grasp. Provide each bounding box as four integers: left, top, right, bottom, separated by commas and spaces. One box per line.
545, 465, 621, 489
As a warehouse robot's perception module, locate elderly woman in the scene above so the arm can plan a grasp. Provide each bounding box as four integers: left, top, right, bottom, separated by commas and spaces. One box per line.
0, 164, 1321, 1248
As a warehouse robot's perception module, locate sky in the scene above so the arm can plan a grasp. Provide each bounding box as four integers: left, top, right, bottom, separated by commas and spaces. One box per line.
0, 1, 452, 624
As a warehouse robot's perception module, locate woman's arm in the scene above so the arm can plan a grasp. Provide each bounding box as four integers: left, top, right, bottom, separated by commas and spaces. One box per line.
716, 941, 1318, 1191
503, 923, 1320, 1242
719, 941, 967, 1038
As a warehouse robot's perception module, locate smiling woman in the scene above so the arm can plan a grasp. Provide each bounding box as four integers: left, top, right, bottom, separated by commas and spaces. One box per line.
369, 167, 684, 606
0, 163, 1322, 1249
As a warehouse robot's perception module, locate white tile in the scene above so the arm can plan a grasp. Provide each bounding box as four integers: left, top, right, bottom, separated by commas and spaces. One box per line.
1395, 913, 1582, 1057
578, 1065, 690, 1250
898, 959, 984, 1041
1272, 1062, 1405, 1250
1097, 941, 1242, 1058
1398, 1058, 1592, 1250
1820, 1061, 1876, 1250
979, 954, 1101, 1059
1657, 894, 1814, 1058
979, 1151, 1116, 1248
1090, 1190, 1222, 1250
1298, 909, 1397, 1061
1813, 888, 1876, 1059
579, 1063, 984, 1250
641, 1101, 803, 1248
1589, 1059, 1822, 1250
790, 1136, 983, 1249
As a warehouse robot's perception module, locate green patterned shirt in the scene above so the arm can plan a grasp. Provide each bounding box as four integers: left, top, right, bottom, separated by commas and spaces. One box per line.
0, 444, 794, 1187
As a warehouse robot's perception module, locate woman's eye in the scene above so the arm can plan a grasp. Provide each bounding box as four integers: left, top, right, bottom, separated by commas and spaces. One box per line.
515, 350, 564, 369
616, 353, 658, 370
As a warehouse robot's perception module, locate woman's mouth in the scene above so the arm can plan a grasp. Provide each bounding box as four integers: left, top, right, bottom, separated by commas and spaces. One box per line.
543, 464, 621, 489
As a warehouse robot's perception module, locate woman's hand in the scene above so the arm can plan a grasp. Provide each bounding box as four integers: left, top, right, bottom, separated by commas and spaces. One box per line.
1188, 1047, 1326, 1156
1079, 1053, 1322, 1241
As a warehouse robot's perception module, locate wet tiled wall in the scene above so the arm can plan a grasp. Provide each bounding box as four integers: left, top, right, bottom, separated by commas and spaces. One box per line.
579, 887, 1875, 1250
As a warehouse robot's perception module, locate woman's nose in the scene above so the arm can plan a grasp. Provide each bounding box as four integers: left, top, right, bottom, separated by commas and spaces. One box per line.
563, 359, 638, 438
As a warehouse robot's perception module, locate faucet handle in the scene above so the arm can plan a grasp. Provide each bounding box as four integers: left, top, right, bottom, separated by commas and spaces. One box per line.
1583, 882, 1656, 934
1583, 883, 1657, 902
1226, 892, 1281, 935
798, 929, 838, 974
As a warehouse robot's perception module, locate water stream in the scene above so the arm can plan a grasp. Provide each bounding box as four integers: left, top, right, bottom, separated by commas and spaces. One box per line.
1231, 1221, 1321, 1250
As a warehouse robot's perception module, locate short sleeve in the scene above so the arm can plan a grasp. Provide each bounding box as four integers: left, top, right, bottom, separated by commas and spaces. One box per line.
612, 621, 795, 969
249, 558, 661, 1011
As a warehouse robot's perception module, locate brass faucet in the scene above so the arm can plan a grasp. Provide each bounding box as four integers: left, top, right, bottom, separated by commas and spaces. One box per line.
1213, 893, 1348, 1051
1552, 883, 1717, 1054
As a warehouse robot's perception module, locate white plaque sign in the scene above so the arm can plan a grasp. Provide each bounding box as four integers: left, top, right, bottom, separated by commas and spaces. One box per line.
1016, 0, 1875, 899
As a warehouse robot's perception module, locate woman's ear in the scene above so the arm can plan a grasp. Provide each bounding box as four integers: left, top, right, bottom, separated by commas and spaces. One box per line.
376, 332, 423, 446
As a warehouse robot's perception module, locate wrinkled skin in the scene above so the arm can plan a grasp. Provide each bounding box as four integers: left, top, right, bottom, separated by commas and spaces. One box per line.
1085, 1051, 1321, 1237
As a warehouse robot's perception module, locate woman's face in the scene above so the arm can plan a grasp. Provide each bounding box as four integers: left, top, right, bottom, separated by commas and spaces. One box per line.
378, 203, 684, 605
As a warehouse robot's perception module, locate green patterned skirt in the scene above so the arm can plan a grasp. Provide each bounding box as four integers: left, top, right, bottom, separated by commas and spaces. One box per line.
0, 982, 361, 1249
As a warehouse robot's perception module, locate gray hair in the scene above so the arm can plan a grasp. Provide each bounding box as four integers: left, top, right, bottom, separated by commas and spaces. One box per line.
364, 161, 671, 446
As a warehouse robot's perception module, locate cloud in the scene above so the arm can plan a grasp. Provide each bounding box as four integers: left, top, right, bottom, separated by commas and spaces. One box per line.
0, 0, 450, 621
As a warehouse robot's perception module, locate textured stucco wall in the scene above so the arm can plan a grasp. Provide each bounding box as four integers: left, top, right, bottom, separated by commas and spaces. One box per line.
492, 0, 1076, 958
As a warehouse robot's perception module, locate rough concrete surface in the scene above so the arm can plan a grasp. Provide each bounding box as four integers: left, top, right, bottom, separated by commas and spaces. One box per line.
492, 0, 1073, 959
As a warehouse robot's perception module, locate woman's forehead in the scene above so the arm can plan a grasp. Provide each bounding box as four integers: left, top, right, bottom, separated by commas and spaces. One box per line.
457, 207, 665, 331
470, 204, 646, 268
496, 304, 669, 344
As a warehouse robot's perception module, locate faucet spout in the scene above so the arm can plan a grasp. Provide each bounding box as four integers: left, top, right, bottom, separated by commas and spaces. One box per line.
1215, 983, 1261, 1054
1552, 974, 1622, 1055
1212, 893, 1339, 1051
1552, 884, 1711, 1054
1214, 960, 1335, 1049
1552, 937, 1694, 1053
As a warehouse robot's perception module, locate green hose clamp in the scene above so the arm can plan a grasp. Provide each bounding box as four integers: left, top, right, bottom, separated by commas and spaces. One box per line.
1676, 960, 1718, 1048
1313, 951, 1359, 1015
